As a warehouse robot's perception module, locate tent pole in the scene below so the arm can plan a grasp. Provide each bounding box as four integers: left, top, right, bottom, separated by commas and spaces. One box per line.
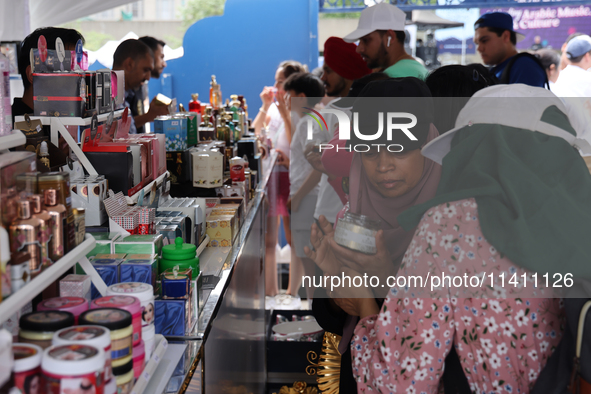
461, 36, 466, 65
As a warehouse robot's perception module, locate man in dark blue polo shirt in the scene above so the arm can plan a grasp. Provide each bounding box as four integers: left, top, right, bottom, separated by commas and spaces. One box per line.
474, 12, 547, 87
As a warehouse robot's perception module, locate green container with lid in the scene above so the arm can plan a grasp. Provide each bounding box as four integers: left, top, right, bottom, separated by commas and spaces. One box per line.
159, 237, 199, 278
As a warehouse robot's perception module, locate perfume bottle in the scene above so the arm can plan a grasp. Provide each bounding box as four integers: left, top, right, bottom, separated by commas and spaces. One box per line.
232, 119, 242, 143
28, 194, 55, 269
230, 95, 241, 121
209, 75, 222, 109
1, 225, 11, 298
199, 106, 215, 142
39, 141, 50, 169
44, 189, 66, 261
9, 200, 42, 276
189, 94, 201, 114
216, 116, 231, 145
2, 187, 19, 227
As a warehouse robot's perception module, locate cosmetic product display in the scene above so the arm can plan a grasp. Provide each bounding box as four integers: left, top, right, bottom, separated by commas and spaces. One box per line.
37, 297, 88, 323
52, 325, 112, 384
12, 343, 43, 394
89, 258, 123, 299
9, 201, 42, 277
333, 212, 382, 255
9, 252, 31, 293
161, 268, 191, 299
41, 344, 105, 394
18, 311, 75, 349
0, 66, 280, 394
59, 274, 91, 301
113, 358, 133, 394
119, 257, 157, 288
28, 194, 55, 269
79, 308, 132, 367
141, 324, 155, 364
106, 283, 155, 328
132, 340, 145, 379
159, 237, 198, 277
44, 189, 67, 261
72, 208, 85, 247
91, 296, 142, 346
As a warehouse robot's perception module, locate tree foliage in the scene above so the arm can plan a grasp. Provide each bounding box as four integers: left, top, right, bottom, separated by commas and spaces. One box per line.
178, 0, 226, 30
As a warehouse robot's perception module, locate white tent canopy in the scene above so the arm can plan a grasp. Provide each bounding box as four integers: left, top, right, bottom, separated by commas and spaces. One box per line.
0, 0, 135, 41
88, 31, 184, 69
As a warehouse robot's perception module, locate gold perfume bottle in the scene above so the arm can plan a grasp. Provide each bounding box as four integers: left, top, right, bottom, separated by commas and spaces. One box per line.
209, 75, 222, 109
44, 189, 67, 261
28, 194, 55, 268
216, 115, 231, 145
199, 106, 215, 142
9, 200, 42, 276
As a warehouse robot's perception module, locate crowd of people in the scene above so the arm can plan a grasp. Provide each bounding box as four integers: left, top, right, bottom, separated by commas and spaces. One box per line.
256, 3, 591, 394
10, 3, 591, 392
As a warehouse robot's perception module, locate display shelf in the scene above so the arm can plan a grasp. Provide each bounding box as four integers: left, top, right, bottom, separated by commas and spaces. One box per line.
131, 334, 169, 394
141, 341, 189, 394
14, 110, 124, 127
0, 130, 26, 151
196, 234, 209, 257
0, 234, 96, 324
15, 110, 125, 176
125, 171, 170, 205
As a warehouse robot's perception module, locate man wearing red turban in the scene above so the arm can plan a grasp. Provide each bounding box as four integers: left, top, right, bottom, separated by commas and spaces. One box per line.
321, 36, 371, 97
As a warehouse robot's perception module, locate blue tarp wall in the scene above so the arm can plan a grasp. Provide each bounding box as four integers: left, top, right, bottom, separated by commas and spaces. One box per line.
148, 0, 319, 112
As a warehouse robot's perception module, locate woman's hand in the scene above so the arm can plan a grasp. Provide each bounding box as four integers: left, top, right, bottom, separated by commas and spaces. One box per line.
276, 149, 290, 168
333, 297, 380, 319
330, 230, 396, 285
304, 215, 341, 276
304, 144, 329, 176
329, 267, 380, 318
260, 87, 274, 107
276, 91, 289, 119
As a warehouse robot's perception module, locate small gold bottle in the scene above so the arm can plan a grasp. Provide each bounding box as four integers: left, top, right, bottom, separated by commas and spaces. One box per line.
28, 194, 55, 268
199, 106, 215, 142
216, 116, 231, 145
44, 189, 67, 261
9, 200, 42, 276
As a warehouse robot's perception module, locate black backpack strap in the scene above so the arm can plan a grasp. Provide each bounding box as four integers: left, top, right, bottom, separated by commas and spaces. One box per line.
498, 52, 549, 89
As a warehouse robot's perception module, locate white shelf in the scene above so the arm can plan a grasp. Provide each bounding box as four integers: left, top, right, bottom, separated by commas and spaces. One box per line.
0, 130, 26, 151
15, 110, 124, 127
125, 171, 170, 205
196, 235, 209, 257
0, 234, 96, 324
140, 340, 187, 394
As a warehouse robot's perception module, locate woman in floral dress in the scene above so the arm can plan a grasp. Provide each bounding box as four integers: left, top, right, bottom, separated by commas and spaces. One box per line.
308, 85, 591, 393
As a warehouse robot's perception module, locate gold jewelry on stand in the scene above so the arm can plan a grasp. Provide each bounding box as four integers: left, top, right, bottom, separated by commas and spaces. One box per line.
306, 332, 341, 394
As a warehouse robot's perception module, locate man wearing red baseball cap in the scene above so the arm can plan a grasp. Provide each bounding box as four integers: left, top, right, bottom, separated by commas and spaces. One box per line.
321, 36, 371, 97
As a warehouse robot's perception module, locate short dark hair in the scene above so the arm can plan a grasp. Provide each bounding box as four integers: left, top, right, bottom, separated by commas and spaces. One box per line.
475, 22, 516, 45
283, 72, 325, 106
278, 60, 308, 79
19, 27, 85, 90
138, 36, 165, 52
568, 52, 589, 64
535, 49, 560, 70
377, 30, 406, 45
426, 64, 496, 134
113, 39, 153, 69
565, 32, 584, 45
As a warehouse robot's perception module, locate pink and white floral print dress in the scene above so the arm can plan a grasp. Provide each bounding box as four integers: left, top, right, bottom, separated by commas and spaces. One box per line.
351, 198, 565, 394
